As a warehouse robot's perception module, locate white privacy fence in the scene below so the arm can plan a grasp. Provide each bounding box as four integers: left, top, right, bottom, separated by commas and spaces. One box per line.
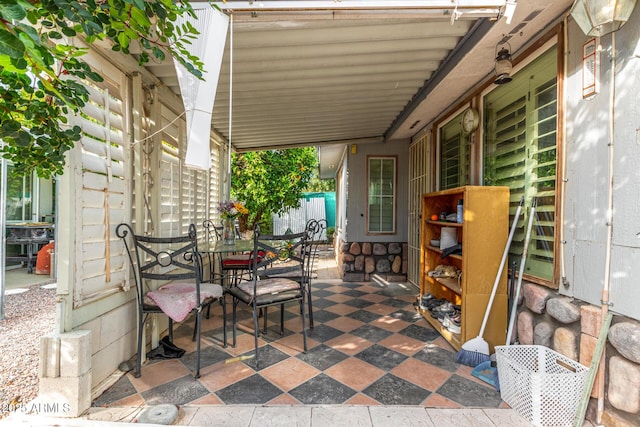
273, 197, 327, 240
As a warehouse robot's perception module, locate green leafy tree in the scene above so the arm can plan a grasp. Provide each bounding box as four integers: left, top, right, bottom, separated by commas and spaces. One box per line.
231, 148, 317, 231
0, 0, 206, 178
305, 170, 335, 192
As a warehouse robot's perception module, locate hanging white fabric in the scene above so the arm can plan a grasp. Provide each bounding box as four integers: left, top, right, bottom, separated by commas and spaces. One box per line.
173, 8, 229, 170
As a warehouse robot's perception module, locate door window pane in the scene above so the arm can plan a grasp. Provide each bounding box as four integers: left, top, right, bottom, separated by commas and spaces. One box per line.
6, 165, 33, 222
368, 157, 396, 233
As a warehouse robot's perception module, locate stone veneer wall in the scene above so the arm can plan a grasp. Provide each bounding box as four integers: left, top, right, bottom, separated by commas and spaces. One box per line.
336, 238, 408, 282
515, 281, 640, 426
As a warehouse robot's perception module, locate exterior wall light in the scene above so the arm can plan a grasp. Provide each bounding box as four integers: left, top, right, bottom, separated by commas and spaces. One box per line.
570, 0, 638, 36
494, 43, 513, 85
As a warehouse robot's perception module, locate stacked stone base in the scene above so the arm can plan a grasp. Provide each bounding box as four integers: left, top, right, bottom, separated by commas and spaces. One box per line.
336, 239, 407, 282
515, 281, 640, 426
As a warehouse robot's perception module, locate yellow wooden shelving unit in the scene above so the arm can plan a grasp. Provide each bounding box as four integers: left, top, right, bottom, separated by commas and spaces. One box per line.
419, 185, 510, 353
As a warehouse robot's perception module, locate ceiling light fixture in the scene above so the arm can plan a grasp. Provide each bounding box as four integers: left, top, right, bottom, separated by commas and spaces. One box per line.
494, 42, 513, 85
570, 0, 638, 36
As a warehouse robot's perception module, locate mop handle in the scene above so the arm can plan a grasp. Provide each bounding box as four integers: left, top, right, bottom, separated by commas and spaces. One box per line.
506, 197, 537, 345
478, 196, 524, 337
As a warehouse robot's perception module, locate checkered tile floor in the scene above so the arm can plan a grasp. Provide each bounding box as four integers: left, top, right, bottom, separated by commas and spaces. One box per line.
92, 279, 503, 408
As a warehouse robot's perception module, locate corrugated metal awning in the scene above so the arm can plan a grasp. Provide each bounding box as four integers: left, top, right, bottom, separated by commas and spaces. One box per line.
140, 0, 571, 178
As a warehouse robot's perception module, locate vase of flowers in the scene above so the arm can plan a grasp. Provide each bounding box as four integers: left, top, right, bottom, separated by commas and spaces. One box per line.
222, 218, 235, 245
218, 201, 248, 245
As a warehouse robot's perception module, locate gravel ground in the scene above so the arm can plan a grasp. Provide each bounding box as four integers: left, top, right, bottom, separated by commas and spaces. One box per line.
0, 285, 56, 419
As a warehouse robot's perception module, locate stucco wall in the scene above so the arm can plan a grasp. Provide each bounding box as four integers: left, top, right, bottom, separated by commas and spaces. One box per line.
345, 141, 410, 243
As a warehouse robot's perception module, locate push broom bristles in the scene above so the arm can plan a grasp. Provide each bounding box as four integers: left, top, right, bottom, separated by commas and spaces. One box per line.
455, 336, 490, 367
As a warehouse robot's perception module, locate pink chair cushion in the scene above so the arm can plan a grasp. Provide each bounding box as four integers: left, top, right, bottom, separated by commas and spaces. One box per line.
148, 282, 222, 322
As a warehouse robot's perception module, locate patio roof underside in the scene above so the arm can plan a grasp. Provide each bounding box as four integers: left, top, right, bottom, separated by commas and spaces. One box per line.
140, 1, 572, 178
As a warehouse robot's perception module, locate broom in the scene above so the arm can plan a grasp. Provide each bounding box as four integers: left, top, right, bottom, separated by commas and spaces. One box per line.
456, 197, 524, 367
505, 197, 537, 346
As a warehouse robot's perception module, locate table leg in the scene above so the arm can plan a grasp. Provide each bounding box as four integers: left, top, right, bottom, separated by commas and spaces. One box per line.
27, 243, 35, 273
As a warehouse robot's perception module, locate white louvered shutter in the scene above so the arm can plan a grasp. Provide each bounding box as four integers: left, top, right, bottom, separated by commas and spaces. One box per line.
483, 47, 558, 282
70, 53, 131, 307
159, 105, 181, 237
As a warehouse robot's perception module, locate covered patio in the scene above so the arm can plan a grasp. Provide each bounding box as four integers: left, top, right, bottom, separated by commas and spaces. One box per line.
16, 0, 640, 425
93, 283, 499, 405
82, 249, 530, 425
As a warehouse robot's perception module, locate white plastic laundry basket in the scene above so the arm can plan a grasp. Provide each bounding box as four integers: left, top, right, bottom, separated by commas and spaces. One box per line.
495, 345, 589, 427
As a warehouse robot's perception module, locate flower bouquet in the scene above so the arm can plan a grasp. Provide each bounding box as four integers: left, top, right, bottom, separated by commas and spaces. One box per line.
218, 200, 248, 220
217, 201, 248, 244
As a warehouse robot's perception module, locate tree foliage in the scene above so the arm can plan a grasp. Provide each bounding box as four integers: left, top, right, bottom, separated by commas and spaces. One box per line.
305, 173, 335, 192
0, 0, 206, 178
231, 148, 317, 231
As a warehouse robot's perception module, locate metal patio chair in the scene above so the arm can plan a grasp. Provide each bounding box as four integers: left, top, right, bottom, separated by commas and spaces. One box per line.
224, 224, 308, 368
259, 218, 327, 329
116, 223, 224, 378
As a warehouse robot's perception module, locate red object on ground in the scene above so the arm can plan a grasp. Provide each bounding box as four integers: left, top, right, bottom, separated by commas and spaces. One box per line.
35, 242, 55, 275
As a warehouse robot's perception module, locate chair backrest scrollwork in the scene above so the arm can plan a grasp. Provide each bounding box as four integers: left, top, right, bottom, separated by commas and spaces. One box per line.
116, 223, 202, 306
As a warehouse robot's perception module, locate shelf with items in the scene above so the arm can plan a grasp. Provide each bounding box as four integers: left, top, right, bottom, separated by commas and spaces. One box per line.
426, 220, 463, 227
418, 306, 463, 348
419, 185, 509, 352
423, 245, 462, 261
433, 277, 462, 294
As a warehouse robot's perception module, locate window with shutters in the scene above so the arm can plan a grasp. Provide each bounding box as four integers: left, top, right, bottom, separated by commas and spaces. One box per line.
181, 164, 207, 233
208, 143, 223, 221
483, 46, 558, 284
159, 106, 181, 237
367, 156, 396, 234
158, 105, 214, 238
439, 111, 469, 190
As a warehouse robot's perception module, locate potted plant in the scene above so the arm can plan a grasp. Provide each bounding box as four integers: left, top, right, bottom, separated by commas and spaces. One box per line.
326, 226, 335, 246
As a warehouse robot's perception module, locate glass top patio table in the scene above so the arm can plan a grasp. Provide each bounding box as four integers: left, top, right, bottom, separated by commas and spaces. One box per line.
197, 240, 255, 291
199, 239, 298, 255
198, 239, 254, 254
198, 238, 300, 285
